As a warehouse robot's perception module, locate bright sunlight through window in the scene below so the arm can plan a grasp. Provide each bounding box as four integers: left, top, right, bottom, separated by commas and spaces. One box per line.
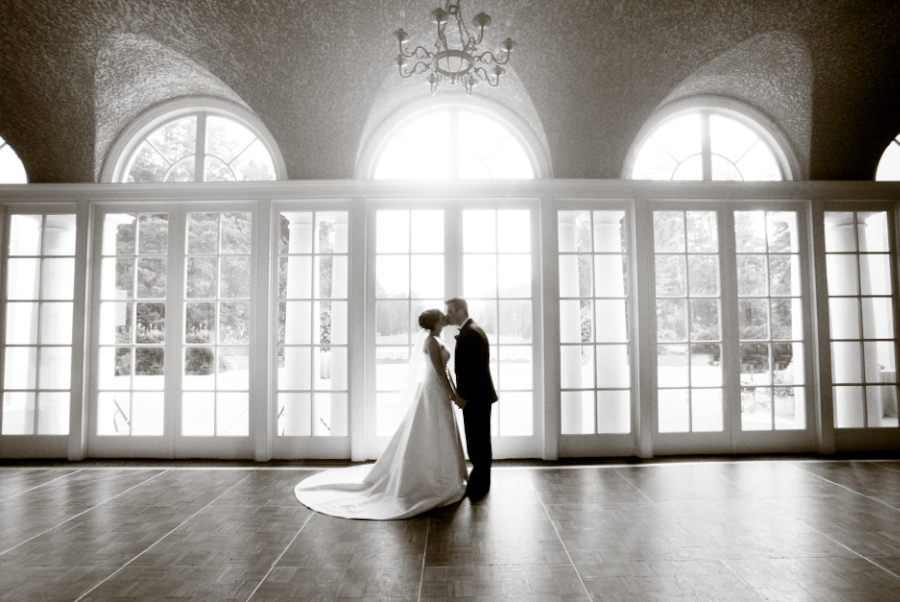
372, 108, 534, 180
875, 136, 900, 181
0, 136, 27, 183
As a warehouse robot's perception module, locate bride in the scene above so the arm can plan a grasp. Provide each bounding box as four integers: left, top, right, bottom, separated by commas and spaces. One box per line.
294, 309, 468, 519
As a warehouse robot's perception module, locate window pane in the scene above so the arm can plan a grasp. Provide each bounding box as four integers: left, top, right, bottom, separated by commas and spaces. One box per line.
682, 211, 717, 252
217, 392, 248, 436
2, 392, 34, 435
376, 211, 409, 254
659, 389, 689, 432
463, 255, 497, 298
498, 210, 530, 252
183, 392, 215, 436
657, 344, 688, 388
187, 213, 219, 254
692, 388, 723, 432
653, 212, 684, 252
597, 390, 630, 434
499, 392, 532, 436
231, 139, 277, 180
463, 211, 497, 253
561, 391, 594, 435
206, 116, 255, 163
411, 210, 443, 253
497, 255, 530, 297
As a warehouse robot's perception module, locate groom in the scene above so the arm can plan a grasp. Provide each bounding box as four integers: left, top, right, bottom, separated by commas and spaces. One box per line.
445, 297, 498, 498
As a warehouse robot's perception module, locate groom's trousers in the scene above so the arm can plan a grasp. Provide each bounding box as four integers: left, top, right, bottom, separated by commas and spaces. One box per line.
463, 402, 492, 496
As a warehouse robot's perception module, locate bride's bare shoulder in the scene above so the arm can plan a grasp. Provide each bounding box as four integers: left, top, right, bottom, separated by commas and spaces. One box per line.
423, 334, 441, 353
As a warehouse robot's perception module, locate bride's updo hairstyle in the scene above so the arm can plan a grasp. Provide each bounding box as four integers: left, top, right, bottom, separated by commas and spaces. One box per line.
418, 308, 443, 331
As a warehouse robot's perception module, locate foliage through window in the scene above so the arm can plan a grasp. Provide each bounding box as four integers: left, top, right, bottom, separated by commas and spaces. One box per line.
122, 113, 277, 183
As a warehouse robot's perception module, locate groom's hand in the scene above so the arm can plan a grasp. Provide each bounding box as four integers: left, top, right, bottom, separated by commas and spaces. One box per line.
452, 394, 467, 410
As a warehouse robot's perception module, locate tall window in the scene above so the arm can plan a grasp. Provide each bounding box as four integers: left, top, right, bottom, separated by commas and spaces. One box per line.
95, 208, 257, 445
98, 213, 168, 436
103, 99, 284, 183
825, 211, 898, 429
463, 209, 534, 436
628, 103, 793, 181
558, 210, 631, 435
735, 211, 805, 431
361, 100, 544, 179
2, 214, 76, 435
183, 212, 252, 437
277, 211, 349, 438
374, 209, 445, 437
875, 136, 900, 181
654, 211, 724, 432
0, 136, 27, 183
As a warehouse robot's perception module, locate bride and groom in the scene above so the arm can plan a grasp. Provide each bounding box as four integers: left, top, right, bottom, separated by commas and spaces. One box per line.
294, 297, 498, 520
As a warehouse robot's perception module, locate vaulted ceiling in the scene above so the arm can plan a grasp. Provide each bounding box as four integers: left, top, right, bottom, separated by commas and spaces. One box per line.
0, 0, 898, 183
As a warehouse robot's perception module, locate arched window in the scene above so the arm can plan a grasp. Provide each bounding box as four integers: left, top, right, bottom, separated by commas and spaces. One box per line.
0, 136, 27, 183
358, 97, 547, 179
102, 98, 286, 183
875, 135, 900, 181
626, 99, 797, 181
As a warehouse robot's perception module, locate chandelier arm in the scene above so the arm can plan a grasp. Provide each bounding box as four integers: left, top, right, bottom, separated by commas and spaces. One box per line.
399, 45, 434, 60
472, 66, 500, 87
398, 61, 433, 79
475, 50, 510, 66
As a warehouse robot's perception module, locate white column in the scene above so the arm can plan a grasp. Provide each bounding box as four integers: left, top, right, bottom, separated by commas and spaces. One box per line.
826, 212, 882, 427
593, 211, 629, 433
329, 213, 349, 437
282, 212, 312, 435
558, 212, 584, 433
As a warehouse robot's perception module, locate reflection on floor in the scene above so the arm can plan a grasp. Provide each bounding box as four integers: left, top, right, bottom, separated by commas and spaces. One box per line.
2, 457, 900, 601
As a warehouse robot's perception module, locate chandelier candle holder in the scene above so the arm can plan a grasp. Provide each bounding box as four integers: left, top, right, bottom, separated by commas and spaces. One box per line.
394, 0, 516, 95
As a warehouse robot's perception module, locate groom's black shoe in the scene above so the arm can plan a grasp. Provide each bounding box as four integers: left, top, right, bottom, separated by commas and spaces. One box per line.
465, 482, 489, 499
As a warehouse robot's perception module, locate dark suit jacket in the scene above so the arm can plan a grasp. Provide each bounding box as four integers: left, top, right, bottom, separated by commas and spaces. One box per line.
454, 319, 498, 405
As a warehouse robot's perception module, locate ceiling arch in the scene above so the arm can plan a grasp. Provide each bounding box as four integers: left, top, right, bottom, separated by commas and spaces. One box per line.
94, 33, 248, 182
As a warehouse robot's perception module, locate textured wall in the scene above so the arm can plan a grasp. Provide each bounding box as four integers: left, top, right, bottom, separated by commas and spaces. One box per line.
0, 0, 898, 183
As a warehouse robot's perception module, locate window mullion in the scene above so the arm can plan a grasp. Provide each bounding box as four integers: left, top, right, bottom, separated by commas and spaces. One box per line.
195, 114, 207, 183
701, 112, 712, 181
449, 110, 460, 179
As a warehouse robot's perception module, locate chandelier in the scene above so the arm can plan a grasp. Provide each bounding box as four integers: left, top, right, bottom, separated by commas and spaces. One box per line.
394, 0, 516, 95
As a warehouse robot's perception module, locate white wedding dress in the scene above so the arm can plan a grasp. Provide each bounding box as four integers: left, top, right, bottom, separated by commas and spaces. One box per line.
294, 332, 467, 519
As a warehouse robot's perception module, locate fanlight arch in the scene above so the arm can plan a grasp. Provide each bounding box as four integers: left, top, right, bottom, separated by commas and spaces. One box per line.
101, 97, 286, 183
875, 135, 900, 181
0, 136, 27, 183
357, 96, 549, 179
625, 97, 798, 181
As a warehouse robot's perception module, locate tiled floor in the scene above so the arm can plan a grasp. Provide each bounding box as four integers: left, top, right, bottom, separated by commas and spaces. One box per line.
2, 459, 900, 601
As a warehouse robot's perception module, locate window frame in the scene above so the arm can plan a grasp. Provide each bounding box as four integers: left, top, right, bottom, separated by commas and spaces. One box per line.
623, 96, 800, 182
356, 95, 552, 180
100, 97, 287, 184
